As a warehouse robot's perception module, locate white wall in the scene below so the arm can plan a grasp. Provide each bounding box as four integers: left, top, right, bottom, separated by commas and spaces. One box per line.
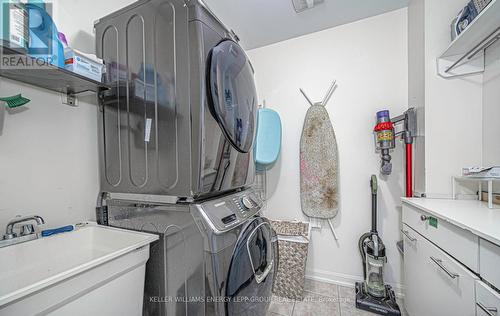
407, 0, 484, 198
407, 0, 425, 196
423, 0, 483, 197
482, 41, 500, 167
0, 0, 134, 230
247, 8, 408, 289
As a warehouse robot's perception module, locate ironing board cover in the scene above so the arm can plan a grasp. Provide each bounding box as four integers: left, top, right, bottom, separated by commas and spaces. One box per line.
300, 104, 339, 219
254, 108, 282, 170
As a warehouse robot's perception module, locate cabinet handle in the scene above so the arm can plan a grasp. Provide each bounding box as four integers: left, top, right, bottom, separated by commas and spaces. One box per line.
401, 229, 417, 242
477, 302, 498, 316
430, 256, 460, 279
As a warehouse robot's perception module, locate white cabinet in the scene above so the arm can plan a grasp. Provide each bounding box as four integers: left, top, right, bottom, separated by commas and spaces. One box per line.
402, 199, 500, 316
403, 204, 479, 271
476, 281, 500, 316
480, 238, 500, 290
402, 224, 478, 316
401, 225, 422, 316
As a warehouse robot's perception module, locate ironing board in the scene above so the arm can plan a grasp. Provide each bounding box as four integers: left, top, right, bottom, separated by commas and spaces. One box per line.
299, 81, 339, 240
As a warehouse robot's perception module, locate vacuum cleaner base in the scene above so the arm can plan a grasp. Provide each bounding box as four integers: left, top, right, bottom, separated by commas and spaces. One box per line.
355, 282, 401, 316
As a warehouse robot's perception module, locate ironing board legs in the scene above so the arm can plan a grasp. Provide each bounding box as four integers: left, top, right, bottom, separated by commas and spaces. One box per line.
327, 219, 339, 240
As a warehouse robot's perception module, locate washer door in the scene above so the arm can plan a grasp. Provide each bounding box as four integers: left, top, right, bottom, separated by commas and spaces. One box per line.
207, 40, 258, 153
225, 217, 278, 315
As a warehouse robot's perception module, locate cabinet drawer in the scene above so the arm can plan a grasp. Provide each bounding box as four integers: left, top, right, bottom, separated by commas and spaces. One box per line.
476, 281, 500, 316
403, 204, 479, 271
402, 224, 478, 316
480, 238, 500, 290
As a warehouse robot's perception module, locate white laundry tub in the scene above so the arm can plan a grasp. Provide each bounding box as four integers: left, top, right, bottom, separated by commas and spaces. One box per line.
0, 223, 158, 316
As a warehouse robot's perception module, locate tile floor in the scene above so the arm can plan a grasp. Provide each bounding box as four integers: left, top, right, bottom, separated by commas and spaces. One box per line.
267, 279, 406, 316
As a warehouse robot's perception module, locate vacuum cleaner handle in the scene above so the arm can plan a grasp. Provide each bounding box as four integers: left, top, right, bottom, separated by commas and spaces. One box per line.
371, 175, 378, 195
371, 175, 378, 233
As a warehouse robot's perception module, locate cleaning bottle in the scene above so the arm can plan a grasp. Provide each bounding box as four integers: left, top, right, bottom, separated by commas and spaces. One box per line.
58, 31, 73, 62
27, 0, 44, 9
26, 2, 64, 68
0, 0, 29, 50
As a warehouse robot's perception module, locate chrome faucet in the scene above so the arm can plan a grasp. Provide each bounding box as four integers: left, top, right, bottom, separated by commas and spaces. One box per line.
4, 215, 45, 240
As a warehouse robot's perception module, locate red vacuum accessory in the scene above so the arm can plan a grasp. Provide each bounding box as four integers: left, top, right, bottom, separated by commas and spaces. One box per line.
373, 121, 394, 132
405, 144, 413, 198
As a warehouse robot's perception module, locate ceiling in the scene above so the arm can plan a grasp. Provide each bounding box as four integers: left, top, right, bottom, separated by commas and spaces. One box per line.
203, 0, 409, 50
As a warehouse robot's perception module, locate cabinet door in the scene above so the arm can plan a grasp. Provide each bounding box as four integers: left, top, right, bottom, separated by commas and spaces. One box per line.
402, 224, 423, 316
402, 204, 479, 272
476, 281, 500, 316
480, 238, 500, 290
402, 224, 478, 316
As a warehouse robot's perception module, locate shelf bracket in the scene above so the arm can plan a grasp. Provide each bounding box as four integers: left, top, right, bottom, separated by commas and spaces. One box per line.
437, 53, 485, 79
437, 26, 500, 79
61, 93, 78, 106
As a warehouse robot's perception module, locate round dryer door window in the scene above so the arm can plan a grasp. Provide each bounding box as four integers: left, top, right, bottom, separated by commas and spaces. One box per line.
225, 217, 278, 315
207, 40, 258, 153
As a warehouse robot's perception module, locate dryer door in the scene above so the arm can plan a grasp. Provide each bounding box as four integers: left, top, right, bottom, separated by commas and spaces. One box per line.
225, 217, 278, 315
207, 40, 258, 153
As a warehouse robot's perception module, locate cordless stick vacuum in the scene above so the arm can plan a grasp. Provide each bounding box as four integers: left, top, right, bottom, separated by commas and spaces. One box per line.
355, 175, 401, 316
373, 109, 416, 198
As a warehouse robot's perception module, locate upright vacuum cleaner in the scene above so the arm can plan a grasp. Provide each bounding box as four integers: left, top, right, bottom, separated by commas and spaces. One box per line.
355, 175, 401, 316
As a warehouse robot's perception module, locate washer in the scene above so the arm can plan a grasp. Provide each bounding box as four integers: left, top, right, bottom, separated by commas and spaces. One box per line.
99, 189, 278, 316
95, 0, 258, 202
191, 190, 278, 316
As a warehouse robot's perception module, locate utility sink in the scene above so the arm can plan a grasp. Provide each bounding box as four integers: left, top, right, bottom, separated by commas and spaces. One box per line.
0, 223, 158, 316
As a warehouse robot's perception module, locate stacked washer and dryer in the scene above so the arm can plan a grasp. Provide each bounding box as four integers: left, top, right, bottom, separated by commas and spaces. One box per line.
94, 1, 278, 315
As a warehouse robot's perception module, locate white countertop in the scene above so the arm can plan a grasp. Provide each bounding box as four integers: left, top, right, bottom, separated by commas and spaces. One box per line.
402, 198, 500, 246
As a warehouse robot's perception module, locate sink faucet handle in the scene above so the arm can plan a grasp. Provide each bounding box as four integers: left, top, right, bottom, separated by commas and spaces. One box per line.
30, 215, 45, 225
20, 224, 36, 236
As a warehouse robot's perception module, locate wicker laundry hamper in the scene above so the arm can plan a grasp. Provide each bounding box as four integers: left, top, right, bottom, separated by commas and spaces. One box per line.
270, 220, 310, 301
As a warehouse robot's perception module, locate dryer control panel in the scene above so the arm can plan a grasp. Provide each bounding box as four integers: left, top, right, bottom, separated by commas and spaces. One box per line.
191, 189, 263, 234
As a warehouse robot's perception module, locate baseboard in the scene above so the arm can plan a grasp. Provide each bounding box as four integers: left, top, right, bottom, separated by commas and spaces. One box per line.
305, 269, 405, 298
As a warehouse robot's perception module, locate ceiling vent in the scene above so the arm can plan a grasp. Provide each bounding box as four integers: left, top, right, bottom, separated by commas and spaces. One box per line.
292, 0, 325, 13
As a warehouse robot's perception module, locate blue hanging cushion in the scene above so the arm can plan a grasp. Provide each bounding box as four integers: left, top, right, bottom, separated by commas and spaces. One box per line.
254, 108, 282, 170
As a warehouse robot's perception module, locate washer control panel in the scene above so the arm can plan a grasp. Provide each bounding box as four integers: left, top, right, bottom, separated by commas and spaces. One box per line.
233, 196, 258, 213
193, 189, 263, 233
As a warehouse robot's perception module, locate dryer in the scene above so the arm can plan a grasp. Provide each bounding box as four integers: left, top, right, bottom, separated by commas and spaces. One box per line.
95, 0, 258, 202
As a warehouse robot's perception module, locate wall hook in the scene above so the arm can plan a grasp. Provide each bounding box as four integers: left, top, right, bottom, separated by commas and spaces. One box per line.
299, 89, 314, 106
300, 79, 338, 107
